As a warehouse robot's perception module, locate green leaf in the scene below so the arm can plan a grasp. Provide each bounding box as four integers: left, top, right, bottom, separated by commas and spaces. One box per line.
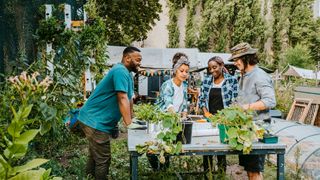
174, 142, 182, 154
9, 168, 46, 180
4, 144, 28, 159
11, 106, 19, 121
11, 159, 49, 175
157, 132, 165, 139
227, 127, 237, 138
41, 168, 51, 180
15, 130, 39, 144
21, 105, 33, 119
170, 134, 176, 141
224, 110, 236, 122
7, 121, 23, 138
0, 154, 12, 170
3, 135, 13, 147
236, 144, 243, 151
39, 103, 57, 121
52, 177, 63, 180
162, 119, 171, 128
172, 127, 181, 134
229, 138, 238, 148
40, 122, 52, 135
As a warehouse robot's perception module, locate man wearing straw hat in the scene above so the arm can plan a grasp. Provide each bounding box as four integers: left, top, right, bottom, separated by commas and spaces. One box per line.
228, 42, 276, 180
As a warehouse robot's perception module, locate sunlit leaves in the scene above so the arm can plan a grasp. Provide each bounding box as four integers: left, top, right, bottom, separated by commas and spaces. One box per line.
210, 106, 264, 154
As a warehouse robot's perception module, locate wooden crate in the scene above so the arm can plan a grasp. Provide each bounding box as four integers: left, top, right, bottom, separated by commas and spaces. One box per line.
286, 98, 312, 123
292, 87, 320, 127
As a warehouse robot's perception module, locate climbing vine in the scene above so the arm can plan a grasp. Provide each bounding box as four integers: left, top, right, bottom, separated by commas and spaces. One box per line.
184, 0, 199, 48
197, 0, 265, 54
36, 1, 108, 83
167, 0, 181, 48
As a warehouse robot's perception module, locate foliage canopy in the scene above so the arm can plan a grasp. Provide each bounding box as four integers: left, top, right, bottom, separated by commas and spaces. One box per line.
95, 0, 162, 45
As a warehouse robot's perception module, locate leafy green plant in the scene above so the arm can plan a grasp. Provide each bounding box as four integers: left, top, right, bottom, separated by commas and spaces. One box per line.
35, 16, 66, 46
135, 104, 183, 164
0, 71, 62, 179
4, 71, 55, 135
133, 103, 163, 123
208, 106, 264, 154
0, 104, 60, 180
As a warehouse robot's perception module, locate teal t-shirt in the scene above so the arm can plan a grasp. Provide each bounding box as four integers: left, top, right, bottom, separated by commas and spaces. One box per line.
78, 63, 133, 133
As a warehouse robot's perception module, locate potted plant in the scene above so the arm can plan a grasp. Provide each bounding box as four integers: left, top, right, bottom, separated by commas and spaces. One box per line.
208, 106, 265, 154
134, 103, 184, 163
133, 103, 162, 133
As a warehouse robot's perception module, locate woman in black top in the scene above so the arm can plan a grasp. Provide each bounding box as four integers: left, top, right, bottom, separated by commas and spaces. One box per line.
199, 56, 239, 175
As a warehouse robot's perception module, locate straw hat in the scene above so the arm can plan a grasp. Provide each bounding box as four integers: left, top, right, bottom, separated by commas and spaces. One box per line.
228, 42, 258, 62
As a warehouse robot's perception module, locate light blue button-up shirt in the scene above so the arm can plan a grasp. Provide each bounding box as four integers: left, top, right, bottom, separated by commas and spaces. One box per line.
237, 66, 276, 121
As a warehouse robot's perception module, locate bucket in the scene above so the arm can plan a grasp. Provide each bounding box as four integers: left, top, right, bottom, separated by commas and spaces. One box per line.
176, 121, 193, 144
218, 124, 229, 144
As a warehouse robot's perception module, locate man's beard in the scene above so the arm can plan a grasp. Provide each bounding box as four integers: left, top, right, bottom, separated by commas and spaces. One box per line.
131, 65, 139, 73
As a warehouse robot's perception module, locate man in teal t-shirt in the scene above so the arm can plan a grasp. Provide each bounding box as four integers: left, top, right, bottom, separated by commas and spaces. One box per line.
79, 46, 142, 180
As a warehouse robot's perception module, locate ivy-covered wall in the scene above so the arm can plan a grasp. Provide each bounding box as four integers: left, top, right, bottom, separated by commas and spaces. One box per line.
163, 0, 320, 69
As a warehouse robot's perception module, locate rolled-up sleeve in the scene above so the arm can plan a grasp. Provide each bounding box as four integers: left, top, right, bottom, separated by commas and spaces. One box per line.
256, 77, 276, 109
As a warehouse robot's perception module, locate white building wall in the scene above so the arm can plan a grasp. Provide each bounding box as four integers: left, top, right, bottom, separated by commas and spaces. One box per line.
314, 0, 320, 17
137, 0, 169, 48
134, 0, 188, 48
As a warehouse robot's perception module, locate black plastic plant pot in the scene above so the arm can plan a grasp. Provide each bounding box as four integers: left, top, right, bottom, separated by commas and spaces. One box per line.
176, 121, 193, 144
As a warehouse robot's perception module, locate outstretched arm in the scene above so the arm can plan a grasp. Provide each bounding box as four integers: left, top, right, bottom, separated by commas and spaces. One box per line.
117, 92, 132, 126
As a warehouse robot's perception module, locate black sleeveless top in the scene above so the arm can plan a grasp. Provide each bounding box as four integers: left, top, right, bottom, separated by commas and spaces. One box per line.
208, 88, 224, 115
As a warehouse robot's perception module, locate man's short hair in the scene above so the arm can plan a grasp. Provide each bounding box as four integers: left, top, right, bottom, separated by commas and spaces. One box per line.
123, 46, 141, 56
241, 54, 259, 66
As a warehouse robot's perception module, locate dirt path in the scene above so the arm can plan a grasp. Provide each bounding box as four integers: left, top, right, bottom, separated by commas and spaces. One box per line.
227, 164, 248, 180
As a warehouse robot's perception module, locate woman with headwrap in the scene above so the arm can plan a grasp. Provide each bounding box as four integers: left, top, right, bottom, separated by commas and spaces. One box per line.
148, 52, 190, 171
156, 53, 190, 118
199, 56, 239, 175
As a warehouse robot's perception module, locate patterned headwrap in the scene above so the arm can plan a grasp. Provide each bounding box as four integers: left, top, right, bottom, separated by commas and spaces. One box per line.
173, 56, 190, 74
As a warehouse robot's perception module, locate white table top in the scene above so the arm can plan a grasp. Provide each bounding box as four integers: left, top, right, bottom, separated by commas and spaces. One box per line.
128, 129, 286, 152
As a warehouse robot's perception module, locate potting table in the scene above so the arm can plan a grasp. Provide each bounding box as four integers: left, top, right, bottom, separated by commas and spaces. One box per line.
128, 129, 286, 180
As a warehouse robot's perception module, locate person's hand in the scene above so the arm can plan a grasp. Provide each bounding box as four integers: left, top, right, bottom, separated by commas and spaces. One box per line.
241, 104, 251, 111
204, 111, 213, 118
127, 123, 147, 130
168, 107, 175, 113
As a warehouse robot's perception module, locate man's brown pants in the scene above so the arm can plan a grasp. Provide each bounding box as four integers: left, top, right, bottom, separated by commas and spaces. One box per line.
81, 122, 111, 180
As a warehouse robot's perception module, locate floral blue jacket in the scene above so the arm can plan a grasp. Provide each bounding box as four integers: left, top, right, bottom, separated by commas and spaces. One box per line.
156, 79, 188, 113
